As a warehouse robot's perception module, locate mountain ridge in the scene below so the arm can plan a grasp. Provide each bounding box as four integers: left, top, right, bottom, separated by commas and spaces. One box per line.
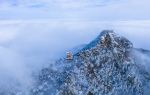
32, 30, 150, 95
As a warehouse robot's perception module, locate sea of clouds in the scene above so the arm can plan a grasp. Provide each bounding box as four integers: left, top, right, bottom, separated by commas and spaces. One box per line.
0, 20, 150, 94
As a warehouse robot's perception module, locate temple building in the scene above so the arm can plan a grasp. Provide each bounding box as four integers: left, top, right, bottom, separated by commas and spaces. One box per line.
66, 52, 73, 60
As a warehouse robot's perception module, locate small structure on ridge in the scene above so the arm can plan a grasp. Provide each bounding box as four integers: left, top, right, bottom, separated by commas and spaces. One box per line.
66, 52, 73, 60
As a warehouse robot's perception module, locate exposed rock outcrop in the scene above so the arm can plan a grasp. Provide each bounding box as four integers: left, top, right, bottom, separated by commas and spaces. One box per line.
32, 30, 150, 95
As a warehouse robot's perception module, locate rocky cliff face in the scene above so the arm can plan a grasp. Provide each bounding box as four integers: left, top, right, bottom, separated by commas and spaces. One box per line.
32, 30, 150, 95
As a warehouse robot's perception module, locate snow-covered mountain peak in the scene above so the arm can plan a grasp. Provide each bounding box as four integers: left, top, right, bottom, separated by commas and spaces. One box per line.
79, 30, 133, 64
32, 30, 150, 95
82, 30, 133, 53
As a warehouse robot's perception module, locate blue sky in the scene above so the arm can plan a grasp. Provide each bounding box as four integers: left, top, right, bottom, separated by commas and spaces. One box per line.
0, 0, 150, 20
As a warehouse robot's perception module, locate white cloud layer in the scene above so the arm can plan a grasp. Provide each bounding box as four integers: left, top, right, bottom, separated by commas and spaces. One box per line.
0, 0, 150, 20
0, 20, 150, 94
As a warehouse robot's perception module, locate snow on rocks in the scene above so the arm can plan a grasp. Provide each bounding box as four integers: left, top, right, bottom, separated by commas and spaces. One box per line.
32, 30, 150, 95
